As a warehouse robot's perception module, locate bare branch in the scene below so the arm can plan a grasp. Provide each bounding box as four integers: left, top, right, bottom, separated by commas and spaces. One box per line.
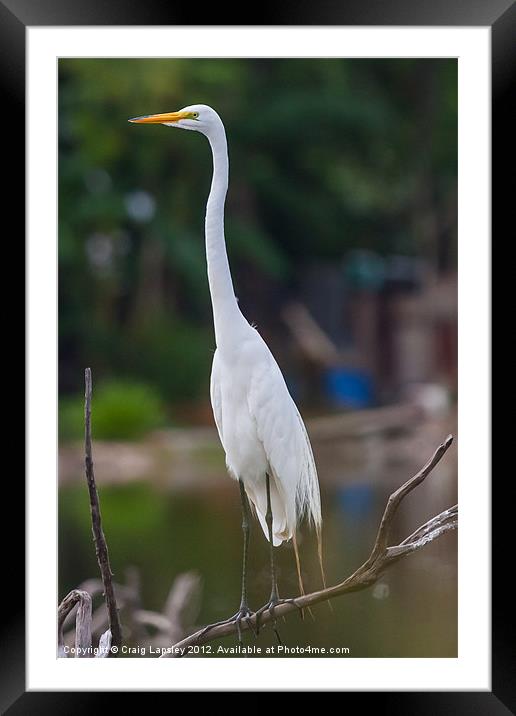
58, 589, 82, 638
62, 572, 202, 650
84, 367, 123, 653
96, 629, 112, 658
57, 589, 92, 657
366, 434, 454, 566
160, 435, 456, 657
163, 571, 203, 640
74, 591, 93, 657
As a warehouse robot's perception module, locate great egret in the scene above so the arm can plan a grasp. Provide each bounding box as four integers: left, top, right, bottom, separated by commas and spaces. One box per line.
129, 104, 324, 640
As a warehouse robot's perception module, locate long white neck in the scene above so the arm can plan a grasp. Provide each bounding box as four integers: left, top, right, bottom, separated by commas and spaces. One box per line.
205, 125, 246, 346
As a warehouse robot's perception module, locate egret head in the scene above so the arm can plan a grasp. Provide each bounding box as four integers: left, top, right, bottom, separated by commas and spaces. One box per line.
128, 104, 222, 137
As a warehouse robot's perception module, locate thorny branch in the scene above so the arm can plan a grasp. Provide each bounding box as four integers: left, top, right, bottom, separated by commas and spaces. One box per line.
160, 435, 457, 657
83, 367, 123, 653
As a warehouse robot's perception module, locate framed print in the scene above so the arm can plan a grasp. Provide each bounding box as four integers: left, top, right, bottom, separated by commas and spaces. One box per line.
10, 0, 508, 708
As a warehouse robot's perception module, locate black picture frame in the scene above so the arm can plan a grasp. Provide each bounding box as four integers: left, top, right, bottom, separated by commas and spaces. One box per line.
10, 0, 507, 709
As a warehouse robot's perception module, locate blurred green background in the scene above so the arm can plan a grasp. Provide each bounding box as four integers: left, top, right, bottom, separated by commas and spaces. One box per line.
59, 58, 457, 657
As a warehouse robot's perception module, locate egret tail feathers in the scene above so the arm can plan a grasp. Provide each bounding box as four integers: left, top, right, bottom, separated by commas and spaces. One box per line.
292, 531, 315, 621
292, 531, 305, 596
316, 524, 333, 613
244, 478, 288, 547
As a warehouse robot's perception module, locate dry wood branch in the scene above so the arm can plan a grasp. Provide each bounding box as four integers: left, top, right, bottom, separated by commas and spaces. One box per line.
366, 433, 454, 565
96, 629, 112, 658
61, 570, 203, 651
160, 434, 456, 657
57, 589, 92, 657
84, 367, 122, 653
164, 571, 202, 641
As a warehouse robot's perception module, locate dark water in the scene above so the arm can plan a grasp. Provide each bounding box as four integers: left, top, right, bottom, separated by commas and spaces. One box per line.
59, 473, 457, 657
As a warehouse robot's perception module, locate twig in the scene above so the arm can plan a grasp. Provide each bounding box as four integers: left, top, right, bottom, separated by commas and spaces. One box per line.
84, 367, 122, 654
96, 629, 112, 658
163, 571, 203, 641
160, 434, 457, 657
365, 433, 454, 565
57, 589, 92, 657
62, 570, 203, 650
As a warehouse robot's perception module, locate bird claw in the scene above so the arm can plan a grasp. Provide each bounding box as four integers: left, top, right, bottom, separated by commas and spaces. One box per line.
200, 605, 257, 647
254, 596, 302, 643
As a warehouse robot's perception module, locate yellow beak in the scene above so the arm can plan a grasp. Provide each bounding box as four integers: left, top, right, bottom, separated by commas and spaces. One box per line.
128, 110, 191, 124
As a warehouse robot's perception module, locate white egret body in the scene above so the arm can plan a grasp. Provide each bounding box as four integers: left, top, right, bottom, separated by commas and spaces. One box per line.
129, 105, 323, 627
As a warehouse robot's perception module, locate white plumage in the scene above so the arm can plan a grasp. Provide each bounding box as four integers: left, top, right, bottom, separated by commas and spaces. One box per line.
211, 325, 321, 546
129, 103, 322, 554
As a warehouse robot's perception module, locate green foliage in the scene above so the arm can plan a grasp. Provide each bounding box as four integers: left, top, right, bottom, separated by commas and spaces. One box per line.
59, 58, 457, 409
59, 397, 84, 442
59, 381, 166, 441
124, 315, 212, 402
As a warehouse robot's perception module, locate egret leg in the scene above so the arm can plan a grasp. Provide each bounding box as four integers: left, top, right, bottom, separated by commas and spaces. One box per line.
255, 474, 301, 642
238, 478, 251, 611
200, 479, 256, 645
265, 473, 279, 603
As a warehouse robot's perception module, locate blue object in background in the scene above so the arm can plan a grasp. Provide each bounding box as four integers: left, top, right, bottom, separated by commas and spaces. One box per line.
323, 367, 374, 408
337, 484, 375, 520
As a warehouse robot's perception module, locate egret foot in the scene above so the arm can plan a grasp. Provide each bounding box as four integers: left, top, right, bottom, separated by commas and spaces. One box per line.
254, 596, 303, 643
200, 604, 256, 646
